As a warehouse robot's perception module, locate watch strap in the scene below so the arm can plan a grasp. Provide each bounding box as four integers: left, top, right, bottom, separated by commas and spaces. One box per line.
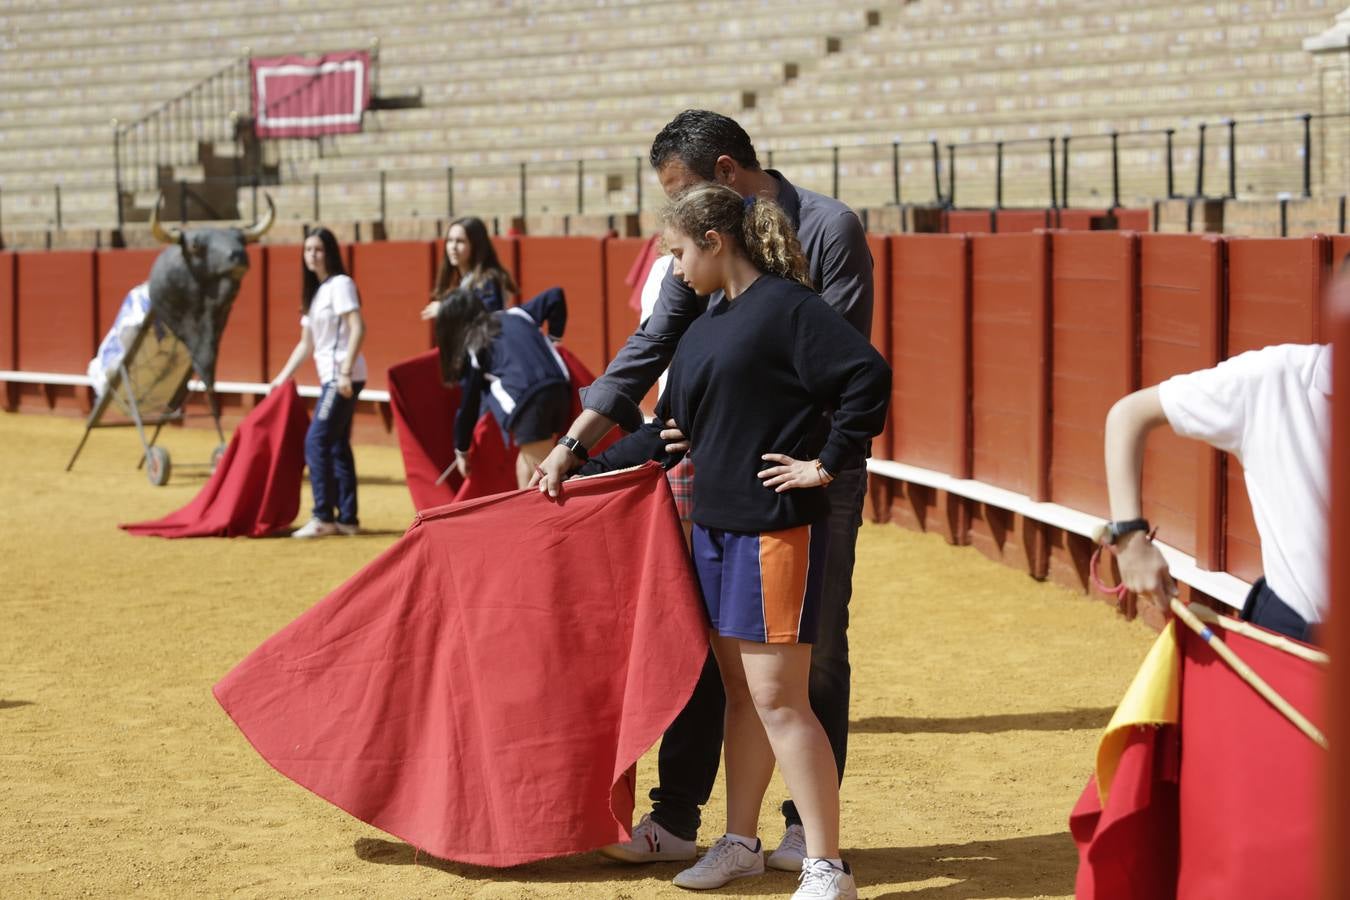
557, 435, 589, 462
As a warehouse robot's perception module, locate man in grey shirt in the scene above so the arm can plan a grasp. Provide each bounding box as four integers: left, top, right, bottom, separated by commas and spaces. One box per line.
531, 110, 874, 873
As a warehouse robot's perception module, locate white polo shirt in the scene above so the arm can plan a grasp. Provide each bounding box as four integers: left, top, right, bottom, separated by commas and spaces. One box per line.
1158, 343, 1332, 624
301, 274, 368, 385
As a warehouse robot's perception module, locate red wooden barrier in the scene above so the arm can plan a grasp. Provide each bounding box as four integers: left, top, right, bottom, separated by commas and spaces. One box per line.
15, 250, 97, 412
215, 245, 268, 384
264, 244, 304, 380
1137, 234, 1223, 564
1115, 208, 1151, 232
889, 234, 969, 475
946, 210, 995, 234
0, 252, 15, 410
94, 248, 160, 338
348, 241, 438, 392
1056, 209, 1106, 230
602, 237, 646, 364
491, 237, 519, 297
1326, 277, 1350, 900
1223, 236, 1328, 582
994, 209, 1050, 233
970, 233, 1050, 499
1049, 231, 1139, 518
516, 236, 608, 375
867, 233, 894, 462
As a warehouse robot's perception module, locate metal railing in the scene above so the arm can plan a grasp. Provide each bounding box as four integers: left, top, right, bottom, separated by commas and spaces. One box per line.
8, 108, 1350, 234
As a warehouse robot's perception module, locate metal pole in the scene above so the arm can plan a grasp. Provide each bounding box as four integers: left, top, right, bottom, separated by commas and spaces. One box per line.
635, 156, 642, 213
831, 145, 840, 199
1049, 137, 1058, 209
1111, 131, 1120, 208
251, 176, 258, 221
1302, 113, 1313, 198
447, 166, 455, 218
1226, 119, 1237, 199
1062, 136, 1071, 207
112, 121, 124, 229
178, 179, 187, 223
312, 172, 320, 221
892, 140, 900, 205
995, 141, 1004, 209
931, 140, 942, 204
1165, 129, 1175, 198
767, 149, 775, 169
947, 144, 956, 207
54, 184, 62, 230
577, 159, 584, 215
519, 162, 527, 218
379, 170, 387, 221
1196, 122, 1207, 198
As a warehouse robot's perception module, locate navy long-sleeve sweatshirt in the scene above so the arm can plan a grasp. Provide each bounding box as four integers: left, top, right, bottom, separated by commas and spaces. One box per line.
655, 274, 890, 533
454, 287, 569, 451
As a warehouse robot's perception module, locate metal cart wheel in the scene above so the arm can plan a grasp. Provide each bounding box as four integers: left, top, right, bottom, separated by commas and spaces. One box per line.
210, 443, 227, 472
146, 446, 171, 486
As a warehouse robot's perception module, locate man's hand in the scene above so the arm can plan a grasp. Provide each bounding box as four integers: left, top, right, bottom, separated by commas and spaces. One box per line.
758, 454, 830, 492
660, 419, 689, 454
530, 443, 582, 498
454, 449, 471, 479
1114, 530, 1177, 620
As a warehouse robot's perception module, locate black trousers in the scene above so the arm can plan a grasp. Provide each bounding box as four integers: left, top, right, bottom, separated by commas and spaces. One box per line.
1240, 577, 1319, 645
648, 466, 868, 840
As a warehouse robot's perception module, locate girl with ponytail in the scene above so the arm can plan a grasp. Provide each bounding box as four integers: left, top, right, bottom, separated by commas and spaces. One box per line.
654, 183, 890, 900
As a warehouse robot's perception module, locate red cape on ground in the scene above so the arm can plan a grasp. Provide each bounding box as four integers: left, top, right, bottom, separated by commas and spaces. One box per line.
213, 463, 708, 866
1070, 623, 1325, 899
388, 345, 617, 513
120, 382, 309, 538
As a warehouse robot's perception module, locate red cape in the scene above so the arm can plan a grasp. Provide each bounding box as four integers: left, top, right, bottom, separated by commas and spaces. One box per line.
388, 345, 617, 513
1070, 622, 1325, 899
121, 382, 309, 538
213, 463, 708, 866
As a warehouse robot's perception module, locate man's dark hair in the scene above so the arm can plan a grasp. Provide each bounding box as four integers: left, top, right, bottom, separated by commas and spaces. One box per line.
649, 109, 761, 179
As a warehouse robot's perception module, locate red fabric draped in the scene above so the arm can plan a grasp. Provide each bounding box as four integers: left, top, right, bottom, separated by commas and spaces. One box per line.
1070, 624, 1325, 899
120, 382, 309, 538
387, 350, 517, 511
213, 463, 707, 866
387, 345, 617, 513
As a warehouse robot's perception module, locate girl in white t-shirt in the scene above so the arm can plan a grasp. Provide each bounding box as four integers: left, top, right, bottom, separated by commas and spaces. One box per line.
272, 227, 369, 538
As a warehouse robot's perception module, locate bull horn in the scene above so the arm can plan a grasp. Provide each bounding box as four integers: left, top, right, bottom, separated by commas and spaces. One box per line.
240, 194, 276, 243
149, 193, 182, 245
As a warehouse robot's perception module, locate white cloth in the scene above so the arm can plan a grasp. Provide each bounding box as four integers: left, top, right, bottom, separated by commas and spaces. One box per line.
639, 255, 674, 397
88, 283, 152, 395
1158, 343, 1332, 624
301, 274, 367, 384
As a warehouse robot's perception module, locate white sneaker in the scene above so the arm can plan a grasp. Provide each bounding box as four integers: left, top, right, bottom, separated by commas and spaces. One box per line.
767, 823, 807, 871
672, 835, 764, 890
334, 521, 360, 536
599, 813, 696, 863
792, 858, 857, 900
291, 518, 337, 539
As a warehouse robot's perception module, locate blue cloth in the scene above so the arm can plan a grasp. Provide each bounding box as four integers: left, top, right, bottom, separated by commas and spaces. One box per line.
306, 380, 364, 524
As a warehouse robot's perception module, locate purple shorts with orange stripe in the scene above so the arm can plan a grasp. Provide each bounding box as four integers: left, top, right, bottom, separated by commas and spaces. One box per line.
690, 523, 830, 644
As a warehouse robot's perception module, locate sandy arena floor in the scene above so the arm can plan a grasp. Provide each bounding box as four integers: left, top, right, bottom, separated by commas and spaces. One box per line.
0, 412, 1154, 899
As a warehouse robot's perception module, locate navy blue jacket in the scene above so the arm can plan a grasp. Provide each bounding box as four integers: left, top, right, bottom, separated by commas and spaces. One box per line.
454, 287, 569, 450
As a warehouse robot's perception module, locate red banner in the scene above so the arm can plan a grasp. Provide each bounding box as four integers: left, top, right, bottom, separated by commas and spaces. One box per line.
250, 51, 370, 139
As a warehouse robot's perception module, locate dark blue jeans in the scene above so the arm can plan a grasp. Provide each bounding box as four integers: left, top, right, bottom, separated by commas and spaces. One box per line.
1241, 577, 1319, 645
649, 465, 867, 839
305, 380, 363, 525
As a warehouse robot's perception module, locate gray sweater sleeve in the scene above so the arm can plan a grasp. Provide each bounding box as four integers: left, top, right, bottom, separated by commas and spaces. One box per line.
579, 265, 703, 432
817, 209, 874, 339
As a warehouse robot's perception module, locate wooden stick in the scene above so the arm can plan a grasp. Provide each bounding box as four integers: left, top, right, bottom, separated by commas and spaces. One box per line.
1187, 603, 1329, 666
1170, 599, 1327, 749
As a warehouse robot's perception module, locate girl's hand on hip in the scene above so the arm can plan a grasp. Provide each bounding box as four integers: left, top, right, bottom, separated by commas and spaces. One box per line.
758, 454, 830, 492
336, 374, 354, 398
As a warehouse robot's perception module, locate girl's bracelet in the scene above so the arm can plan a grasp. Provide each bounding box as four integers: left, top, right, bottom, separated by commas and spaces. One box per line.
814, 459, 834, 485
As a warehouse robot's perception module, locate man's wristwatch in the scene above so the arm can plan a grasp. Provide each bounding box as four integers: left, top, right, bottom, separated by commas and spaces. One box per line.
556, 435, 589, 463
1093, 518, 1151, 546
